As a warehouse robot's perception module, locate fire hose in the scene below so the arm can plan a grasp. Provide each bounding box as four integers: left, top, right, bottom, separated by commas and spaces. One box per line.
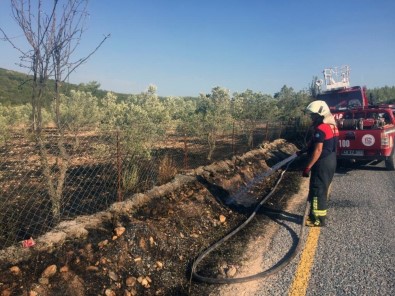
191, 153, 310, 284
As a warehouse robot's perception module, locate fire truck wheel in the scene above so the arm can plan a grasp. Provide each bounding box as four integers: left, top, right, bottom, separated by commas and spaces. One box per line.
385, 147, 395, 171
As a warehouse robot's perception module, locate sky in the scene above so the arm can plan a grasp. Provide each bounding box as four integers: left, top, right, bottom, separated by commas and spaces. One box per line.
1, 0, 395, 97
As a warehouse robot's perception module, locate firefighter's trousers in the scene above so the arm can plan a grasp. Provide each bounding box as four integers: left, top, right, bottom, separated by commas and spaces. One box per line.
308, 152, 337, 222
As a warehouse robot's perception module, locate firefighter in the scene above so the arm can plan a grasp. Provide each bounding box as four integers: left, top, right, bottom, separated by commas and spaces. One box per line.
299, 100, 339, 227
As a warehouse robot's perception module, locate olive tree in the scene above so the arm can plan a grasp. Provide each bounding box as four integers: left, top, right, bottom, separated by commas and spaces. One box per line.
0, 104, 32, 146
274, 85, 309, 120
232, 89, 277, 148
163, 96, 199, 135
196, 87, 233, 160
99, 86, 171, 192
54, 90, 100, 147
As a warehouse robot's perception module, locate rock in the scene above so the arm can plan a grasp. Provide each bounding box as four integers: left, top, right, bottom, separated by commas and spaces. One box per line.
218, 261, 227, 276
104, 288, 116, 296
108, 270, 119, 281
126, 276, 137, 287
137, 276, 151, 288
60, 265, 69, 273
114, 226, 126, 237
9, 266, 21, 276
141, 278, 150, 288
139, 238, 147, 251
41, 264, 57, 278
155, 261, 164, 269
98, 239, 109, 248
219, 214, 226, 223
38, 277, 49, 285
86, 266, 99, 272
226, 265, 237, 277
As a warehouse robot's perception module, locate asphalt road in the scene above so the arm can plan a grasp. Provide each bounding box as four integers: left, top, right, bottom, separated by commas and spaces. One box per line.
306, 162, 395, 295
252, 162, 395, 296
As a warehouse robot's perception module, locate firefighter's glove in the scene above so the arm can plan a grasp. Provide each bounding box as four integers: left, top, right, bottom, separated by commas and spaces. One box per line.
302, 167, 311, 178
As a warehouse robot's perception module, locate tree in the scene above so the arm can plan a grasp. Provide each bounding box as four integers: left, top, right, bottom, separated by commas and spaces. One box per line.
0, 104, 30, 146
196, 87, 232, 160
99, 86, 171, 192
366, 86, 395, 104
274, 85, 309, 120
55, 90, 100, 146
232, 90, 275, 148
164, 96, 199, 136
0, 0, 109, 222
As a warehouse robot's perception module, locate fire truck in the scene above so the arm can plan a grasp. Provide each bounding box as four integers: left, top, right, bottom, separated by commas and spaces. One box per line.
315, 66, 395, 170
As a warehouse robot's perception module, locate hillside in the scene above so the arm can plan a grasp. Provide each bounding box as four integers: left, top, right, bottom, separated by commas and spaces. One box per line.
0, 68, 128, 106
0, 68, 35, 105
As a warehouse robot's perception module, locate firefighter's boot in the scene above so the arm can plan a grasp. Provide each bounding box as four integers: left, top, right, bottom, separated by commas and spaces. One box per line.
305, 216, 316, 227
318, 216, 326, 226
305, 216, 325, 227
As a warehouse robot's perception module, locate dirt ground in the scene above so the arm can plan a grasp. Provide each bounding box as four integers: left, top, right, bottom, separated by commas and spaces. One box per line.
0, 139, 307, 296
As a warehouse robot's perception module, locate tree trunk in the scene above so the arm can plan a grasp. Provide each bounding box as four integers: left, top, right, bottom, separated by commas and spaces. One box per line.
207, 132, 216, 161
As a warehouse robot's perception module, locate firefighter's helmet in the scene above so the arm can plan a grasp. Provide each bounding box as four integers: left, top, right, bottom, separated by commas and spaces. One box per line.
305, 100, 331, 117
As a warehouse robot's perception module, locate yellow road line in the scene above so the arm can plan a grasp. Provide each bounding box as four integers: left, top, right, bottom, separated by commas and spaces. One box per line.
288, 227, 321, 296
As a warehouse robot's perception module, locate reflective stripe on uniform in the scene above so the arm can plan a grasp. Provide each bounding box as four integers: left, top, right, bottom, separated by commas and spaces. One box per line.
312, 197, 327, 217
313, 209, 327, 217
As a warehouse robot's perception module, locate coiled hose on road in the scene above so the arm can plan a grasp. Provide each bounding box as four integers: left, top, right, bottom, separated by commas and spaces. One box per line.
191, 154, 310, 284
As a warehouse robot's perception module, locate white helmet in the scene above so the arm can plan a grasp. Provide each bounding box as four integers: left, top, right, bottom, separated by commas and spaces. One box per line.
305, 100, 331, 117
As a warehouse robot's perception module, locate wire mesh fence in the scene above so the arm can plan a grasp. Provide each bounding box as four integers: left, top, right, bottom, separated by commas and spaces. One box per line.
0, 119, 309, 250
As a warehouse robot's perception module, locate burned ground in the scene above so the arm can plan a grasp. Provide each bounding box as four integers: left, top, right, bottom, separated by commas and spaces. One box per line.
0, 140, 305, 296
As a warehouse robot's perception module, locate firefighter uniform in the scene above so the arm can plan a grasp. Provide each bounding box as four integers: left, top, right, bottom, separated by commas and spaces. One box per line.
307, 123, 338, 226
302, 100, 339, 227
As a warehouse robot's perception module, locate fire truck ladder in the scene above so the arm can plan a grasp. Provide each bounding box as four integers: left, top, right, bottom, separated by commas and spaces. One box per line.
322, 65, 351, 91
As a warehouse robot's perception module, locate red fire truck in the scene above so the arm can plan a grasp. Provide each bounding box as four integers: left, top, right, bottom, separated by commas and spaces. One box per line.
315, 66, 395, 170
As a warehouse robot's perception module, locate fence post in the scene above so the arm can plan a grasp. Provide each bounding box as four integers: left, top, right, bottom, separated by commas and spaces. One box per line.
265, 121, 269, 141
183, 132, 188, 170
278, 121, 283, 139
232, 121, 235, 157
116, 129, 123, 202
